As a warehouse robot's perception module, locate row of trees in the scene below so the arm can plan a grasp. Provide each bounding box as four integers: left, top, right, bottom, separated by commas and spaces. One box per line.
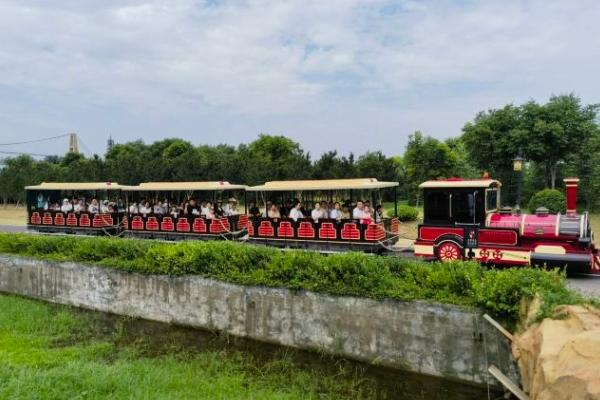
1, 94, 599, 209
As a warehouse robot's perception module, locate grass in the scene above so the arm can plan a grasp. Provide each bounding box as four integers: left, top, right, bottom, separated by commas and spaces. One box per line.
0, 294, 374, 399
0, 205, 26, 226
0, 294, 488, 400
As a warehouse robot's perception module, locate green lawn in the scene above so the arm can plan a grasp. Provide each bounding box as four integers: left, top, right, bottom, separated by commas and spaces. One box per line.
0, 294, 382, 400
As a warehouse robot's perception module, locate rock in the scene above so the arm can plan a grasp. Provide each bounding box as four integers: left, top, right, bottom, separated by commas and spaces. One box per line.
512, 305, 600, 400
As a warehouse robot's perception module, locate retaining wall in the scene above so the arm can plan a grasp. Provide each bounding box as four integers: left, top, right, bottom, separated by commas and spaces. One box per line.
0, 255, 516, 385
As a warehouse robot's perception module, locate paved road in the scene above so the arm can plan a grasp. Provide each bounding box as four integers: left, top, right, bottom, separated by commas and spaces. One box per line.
1, 224, 599, 298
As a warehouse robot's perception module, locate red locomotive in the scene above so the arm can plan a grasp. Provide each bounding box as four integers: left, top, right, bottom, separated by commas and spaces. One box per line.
414, 177, 600, 274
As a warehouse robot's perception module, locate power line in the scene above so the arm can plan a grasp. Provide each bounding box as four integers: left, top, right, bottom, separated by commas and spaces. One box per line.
0, 150, 53, 157
0, 133, 70, 146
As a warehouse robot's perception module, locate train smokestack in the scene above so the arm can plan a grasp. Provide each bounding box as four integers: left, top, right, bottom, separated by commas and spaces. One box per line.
564, 177, 580, 215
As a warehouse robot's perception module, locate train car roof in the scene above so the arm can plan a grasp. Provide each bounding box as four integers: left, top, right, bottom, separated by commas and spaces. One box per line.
25, 182, 122, 190
419, 178, 501, 189
125, 181, 247, 191
247, 178, 399, 191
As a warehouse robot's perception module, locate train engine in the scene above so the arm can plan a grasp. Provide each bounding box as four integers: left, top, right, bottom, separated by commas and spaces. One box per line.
414, 177, 599, 274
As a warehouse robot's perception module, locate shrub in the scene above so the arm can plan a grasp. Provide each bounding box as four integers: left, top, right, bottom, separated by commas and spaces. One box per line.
528, 189, 566, 214
396, 205, 419, 222
0, 233, 587, 322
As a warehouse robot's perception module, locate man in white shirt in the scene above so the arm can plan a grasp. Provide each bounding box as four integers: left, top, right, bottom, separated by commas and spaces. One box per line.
289, 202, 304, 221
129, 202, 139, 214
60, 199, 73, 213
352, 201, 365, 219
224, 198, 239, 216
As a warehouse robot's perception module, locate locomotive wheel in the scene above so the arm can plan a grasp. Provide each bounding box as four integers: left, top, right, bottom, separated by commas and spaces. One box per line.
436, 241, 462, 262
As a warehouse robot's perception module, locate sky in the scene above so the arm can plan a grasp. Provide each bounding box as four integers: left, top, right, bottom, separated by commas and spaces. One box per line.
0, 0, 599, 159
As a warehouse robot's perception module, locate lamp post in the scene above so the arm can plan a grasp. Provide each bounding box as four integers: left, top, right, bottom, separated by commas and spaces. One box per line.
513, 149, 524, 210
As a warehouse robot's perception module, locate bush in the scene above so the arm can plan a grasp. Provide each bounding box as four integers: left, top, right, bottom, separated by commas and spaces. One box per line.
0, 233, 586, 322
528, 189, 566, 214
396, 205, 419, 221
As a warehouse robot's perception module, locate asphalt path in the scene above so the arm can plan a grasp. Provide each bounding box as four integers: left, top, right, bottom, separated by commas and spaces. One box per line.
0, 224, 598, 298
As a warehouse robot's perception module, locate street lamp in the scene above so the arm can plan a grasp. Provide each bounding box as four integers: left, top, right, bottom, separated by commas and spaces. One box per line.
513, 149, 524, 210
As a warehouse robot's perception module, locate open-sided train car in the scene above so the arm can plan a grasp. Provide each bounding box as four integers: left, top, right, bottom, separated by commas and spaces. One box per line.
121, 182, 248, 240
246, 178, 400, 252
414, 177, 600, 274
25, 182, 124, 234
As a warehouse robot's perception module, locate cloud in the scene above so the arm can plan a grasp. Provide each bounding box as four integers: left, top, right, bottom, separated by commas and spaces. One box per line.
0, 0, 599, 156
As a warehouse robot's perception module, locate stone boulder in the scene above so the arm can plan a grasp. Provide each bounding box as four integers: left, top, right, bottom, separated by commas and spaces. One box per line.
512, 305, 600, 400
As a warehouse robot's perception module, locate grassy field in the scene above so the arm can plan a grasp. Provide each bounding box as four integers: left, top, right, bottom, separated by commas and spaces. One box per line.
0, 206, 26, 226
0, 293, 486, 400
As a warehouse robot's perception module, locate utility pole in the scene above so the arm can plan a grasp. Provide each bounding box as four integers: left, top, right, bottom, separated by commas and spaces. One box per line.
107, 135, 114, 153
68, 133, 79, 154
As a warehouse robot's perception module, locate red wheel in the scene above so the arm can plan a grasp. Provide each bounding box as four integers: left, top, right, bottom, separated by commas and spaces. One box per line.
436, 241, 462, 262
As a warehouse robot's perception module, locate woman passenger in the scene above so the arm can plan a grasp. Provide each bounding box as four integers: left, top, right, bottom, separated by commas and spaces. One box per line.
329, 202, 343, 220
129, 202, 139, 214
267, 204, 281, 219
139, 201, 151, 215
60, 199, 73, 213
203, 201, 215, 219
88, 199, 99, 214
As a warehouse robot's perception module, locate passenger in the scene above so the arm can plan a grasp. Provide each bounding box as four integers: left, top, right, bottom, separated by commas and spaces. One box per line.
139, 201, 151, 215
214, 201, 224, 218
50, 202, 60, 211
100, 200, 110, 213
36, 193, 46, 209
60, 199, 73, 213
311, 202, 324, 222
153, 201, 164, 215
129, 202, 139, 214
329, 202, 343, 220
280, 200, 291, 218
248, 202, 261, 218
107, 204, 115, 213
352, 201, 365, 219
289, 201, 304, 221
170, 206, 180, 219
267, 204, 281, 219
362, 205, 373, 224
186, 199, 200, 216
203, 201, 215, 219
342, 205, 351, 219
88, 199, 100, 214
74, 199, 86, 213
264, 201, 273, 218
200, 201, 209, 216
320, 201, 329, 218
375, 205, 384, 223
224, 198, 239, 216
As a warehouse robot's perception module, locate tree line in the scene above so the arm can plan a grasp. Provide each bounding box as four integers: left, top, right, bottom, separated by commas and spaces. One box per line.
1, 94, 599, 210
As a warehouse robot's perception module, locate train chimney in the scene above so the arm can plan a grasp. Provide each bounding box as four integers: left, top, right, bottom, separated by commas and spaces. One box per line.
563, 177, 580, 215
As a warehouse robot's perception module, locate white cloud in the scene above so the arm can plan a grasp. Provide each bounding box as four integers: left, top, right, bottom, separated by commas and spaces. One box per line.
0, 0, 599, 156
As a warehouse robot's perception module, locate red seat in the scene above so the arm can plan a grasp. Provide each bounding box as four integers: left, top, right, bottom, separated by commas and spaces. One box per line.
192, 218, 207, 233
161, 217, 174, 231
298, 221, 315, 238
390, 218, 399, 234
210, 218, 229, 233
247, 220, 255, 236
54, 213, 65, 226
66, 213, 78, 226
31, 212, 41, 225
176, 218, 191, 232
319, 222, 336, 239
277, 221, 294, 237
93, 214, 113, 228
258, 220, 274, 237
146, 217, 159, 231
237, 215, 248, 230
365, 224, 385, 241
131, 216, 144, 230
341, 223, 360, 240
79, 214, 91, 227
42, 212, 53, 225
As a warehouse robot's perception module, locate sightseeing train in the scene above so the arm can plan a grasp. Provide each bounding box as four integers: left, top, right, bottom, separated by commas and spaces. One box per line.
24, 177, 600, 274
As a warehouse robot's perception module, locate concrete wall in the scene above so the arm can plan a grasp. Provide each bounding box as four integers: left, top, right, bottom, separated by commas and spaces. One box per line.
0, 255, 516, 385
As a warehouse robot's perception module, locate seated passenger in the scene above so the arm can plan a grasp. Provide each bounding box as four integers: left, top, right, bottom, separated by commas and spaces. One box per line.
320, 201, 329, 218
311, 202, 324, 222
153, 201, 164, 214
362, 205, 373, 224
170, 206, 180, 218
342, 205, 351, 219
224, 198, 239, 216
186, 200, 200, 216
139, 201, 151, 215
36, 193, 46, 209
375, 205, 384, 223
129, 202, 139, 214
88, 199, 99, 214
50, 202, 60, 211
100, 200, 110, 213
329, 202, 343, 220
60, 199, 73, 213
248, 202, 261, 218
289, 201, 304, 221
267, 204, 281, 219
352, 201, 365, 219
74, 199, 86, 213
203, 201, 215, 219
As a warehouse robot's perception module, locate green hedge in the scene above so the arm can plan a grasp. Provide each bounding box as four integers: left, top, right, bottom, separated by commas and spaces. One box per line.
528, 189, 566, 214
0, 233, 585, 322
396, 205, 419, 222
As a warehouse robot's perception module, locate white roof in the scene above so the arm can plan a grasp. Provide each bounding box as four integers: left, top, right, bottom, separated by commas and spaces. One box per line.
125, 181, 247, 191
248, 178, 399, 191
419, 179, 501, 189
25, 182, 122, 190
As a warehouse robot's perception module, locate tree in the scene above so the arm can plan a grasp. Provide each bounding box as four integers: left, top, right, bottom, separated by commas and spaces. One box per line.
403, 132, 459, 205
312, 151, 357, 179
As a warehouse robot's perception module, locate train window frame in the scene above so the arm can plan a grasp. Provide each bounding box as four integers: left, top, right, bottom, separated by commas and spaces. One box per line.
485, 188, 499, 213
